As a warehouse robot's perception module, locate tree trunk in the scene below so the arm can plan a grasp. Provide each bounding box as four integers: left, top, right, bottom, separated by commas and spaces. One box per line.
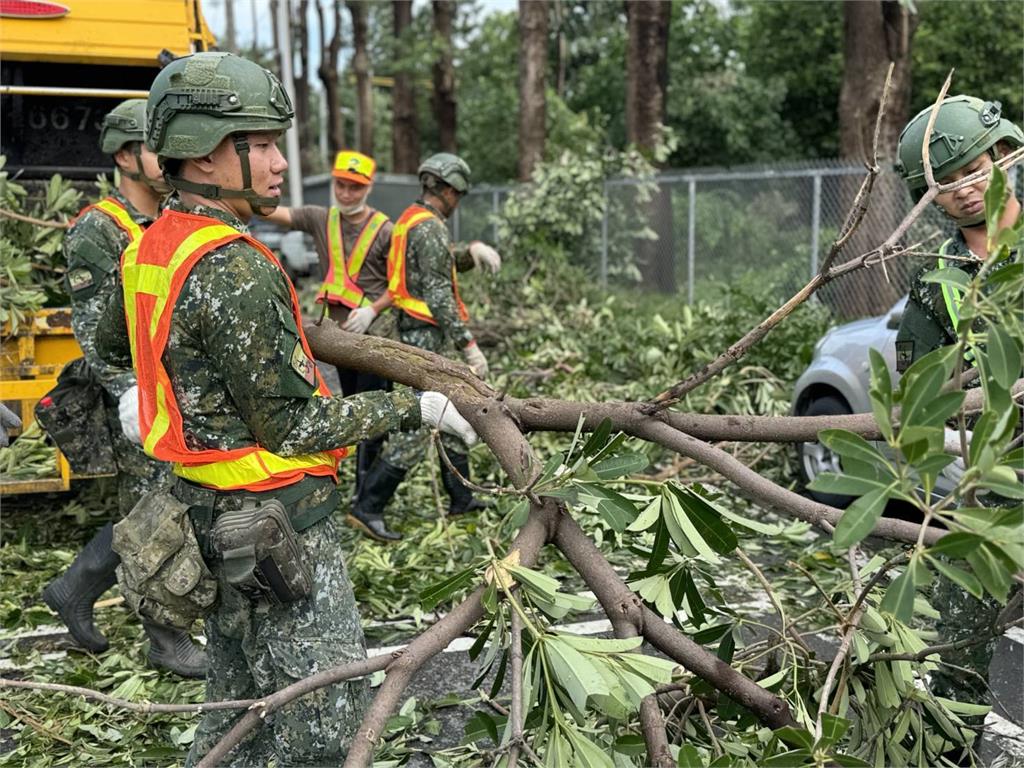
347, 0, 373, 155
270, 0, 283, 77
224, 0, 237, 52
293, 0, 315, 174
431, 0, 457, 153
517, 0, 548, 181
317, 0, 345, 156
829, 0, 919, 318
553, 0, 566, 98
625, 0, 674, 293
392, 0, 421, 173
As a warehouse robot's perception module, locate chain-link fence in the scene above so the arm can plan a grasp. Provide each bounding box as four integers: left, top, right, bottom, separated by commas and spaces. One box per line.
305, 159, 1018, 320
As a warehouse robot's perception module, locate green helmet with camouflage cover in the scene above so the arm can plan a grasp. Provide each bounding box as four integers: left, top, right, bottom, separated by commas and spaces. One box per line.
896, 95, 1024, 205
418, 152, 471, 194
100, 99, 146, 154
146, 51, 294, 213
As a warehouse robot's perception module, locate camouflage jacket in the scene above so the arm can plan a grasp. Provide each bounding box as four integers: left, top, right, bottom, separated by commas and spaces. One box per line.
397, 199, 476, 348
895, 233, 1018, 372
63, 189, 150, 399
96, 201, 420, 457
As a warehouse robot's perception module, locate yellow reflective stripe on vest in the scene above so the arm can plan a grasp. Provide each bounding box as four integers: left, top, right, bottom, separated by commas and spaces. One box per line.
174, 449, 337, 488
347, 211, 387, 277
322, 209, 388, 307
388, 210, 437, 319
94, 198, 145, 243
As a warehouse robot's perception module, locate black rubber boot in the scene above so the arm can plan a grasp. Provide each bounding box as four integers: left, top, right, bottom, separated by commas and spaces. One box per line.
42, 522, 119, 652
353, 434, 386, 503
347, 459, 405, 542
441, 452, 492, 516
143, 620, 208, 679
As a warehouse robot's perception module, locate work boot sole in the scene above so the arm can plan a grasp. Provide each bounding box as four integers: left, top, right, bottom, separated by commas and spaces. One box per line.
345, 513, 402, 543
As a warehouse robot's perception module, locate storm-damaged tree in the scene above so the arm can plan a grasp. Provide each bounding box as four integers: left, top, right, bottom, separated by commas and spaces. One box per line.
517, 0, 548, 181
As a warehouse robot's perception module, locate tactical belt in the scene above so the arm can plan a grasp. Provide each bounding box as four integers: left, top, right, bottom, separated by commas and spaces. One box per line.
178, 474, 340, 558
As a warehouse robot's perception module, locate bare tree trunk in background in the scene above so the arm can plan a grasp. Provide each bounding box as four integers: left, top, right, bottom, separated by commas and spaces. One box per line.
517, 0, 548, 181
347, 0, 374, 155
392, 0, 421, 173
553, 0, 566, 98
317, 0, 345, 156
827, 0, 919, 318
625, 0, 674, 293
270, 0, 283, 76
224, 0, 237, 52
250, 0, 259, 51
293, 0, 315, 174
432, 0, 457, 153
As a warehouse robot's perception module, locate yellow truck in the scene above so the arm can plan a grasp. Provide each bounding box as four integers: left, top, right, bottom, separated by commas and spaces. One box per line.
0, 0, 216, 493
1, 0, 216, 178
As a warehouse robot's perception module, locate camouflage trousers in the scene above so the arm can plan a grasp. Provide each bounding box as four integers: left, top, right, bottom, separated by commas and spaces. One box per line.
103, 402, 169, 517
183, 483, 368, 767
928, 571, 1016, 704
379, 325, 468, 471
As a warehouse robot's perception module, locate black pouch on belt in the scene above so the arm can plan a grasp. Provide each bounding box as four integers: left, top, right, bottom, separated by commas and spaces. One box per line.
209, 498, 313, 604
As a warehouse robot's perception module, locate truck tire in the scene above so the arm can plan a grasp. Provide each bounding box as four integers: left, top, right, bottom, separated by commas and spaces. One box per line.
797, 394, 855, 508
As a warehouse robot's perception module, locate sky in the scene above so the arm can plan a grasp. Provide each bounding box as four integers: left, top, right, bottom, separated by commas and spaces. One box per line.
202, 0, 518, 61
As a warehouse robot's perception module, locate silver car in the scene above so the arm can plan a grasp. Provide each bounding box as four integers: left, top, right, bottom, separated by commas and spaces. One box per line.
792, 298, 906, 507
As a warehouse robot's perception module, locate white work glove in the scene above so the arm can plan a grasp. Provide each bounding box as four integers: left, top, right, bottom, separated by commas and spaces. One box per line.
419, 391, 478, 447
468, 241, 502, 274
462, 341, 489, 379
342, 305, 377, 334
0, 404, 22, 448
118, 385, 142, 445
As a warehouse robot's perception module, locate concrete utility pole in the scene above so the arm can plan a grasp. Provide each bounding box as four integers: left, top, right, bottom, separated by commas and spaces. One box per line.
275, 0, 304, 206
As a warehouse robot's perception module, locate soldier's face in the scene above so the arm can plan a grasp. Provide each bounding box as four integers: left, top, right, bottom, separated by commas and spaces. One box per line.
139, 144, 163, 182
935, 152, 992, 222
208, 131, 287, 218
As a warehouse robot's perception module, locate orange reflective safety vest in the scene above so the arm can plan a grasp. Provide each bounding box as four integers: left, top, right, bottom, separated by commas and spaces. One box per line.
319, 208, 389, 308
387, 204, 469, 325
77, 196, 146, 244
121, 209, 345, 492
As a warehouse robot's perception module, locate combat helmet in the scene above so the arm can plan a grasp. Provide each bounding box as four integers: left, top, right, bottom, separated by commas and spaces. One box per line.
418, 153, 471, 194
100, 99, 169, 193
145, 51, 294, 213
897, 95, 1024, 205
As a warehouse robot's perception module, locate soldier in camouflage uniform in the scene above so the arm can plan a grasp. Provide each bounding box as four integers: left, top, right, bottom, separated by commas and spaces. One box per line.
894, 95, 1023, 703
350, 153, 502, 541
95, 52, 478, 765
41, 99, 207, 678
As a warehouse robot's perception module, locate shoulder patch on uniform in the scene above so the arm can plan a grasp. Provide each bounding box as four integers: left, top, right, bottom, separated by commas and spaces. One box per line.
67, 267, 95, 293
289, 340, 317, 386
895, 340, 914, 373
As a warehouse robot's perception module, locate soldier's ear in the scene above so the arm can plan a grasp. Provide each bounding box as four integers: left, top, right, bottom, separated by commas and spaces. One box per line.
113, 147, 134, 174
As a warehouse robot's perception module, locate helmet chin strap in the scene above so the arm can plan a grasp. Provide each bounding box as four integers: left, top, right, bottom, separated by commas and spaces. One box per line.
164, 137, 281, 216
123, 144, 172, 195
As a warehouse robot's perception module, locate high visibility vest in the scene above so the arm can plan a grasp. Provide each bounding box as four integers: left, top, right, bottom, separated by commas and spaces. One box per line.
121, 208, 345, 492
319, 208, 389, 308
387, 204, 469, 325
77, 196, 146, 244
936, 239, 963, 328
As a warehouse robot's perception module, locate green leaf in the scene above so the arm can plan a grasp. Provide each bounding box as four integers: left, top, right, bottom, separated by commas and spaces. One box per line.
879, 566, 917, 623
925, 555, 983, 599
819, 430, 889, 467
581, 418, 613, 457
762, 749, 812, 767
674, 487, 738, 554
984, 164, 1008, 239
926, 532, 985, 558
544, 637, 609, 713
663, 488, 720, 563
420, 566, 476, 611
566, 727, 616, 768
626, 496, 661, 532
591, 452, 649, 480
463, 710, 501, 745
921, 266, 971, 290
980, 465, 1024, 498
808, 472, 888, 496
577, 483, 638, 531
833, 484, 894, 548
818, 713, 851, 748
774, 726, 814, 749
557, 634, 642, 654
966, 544, 1013, 602
869, 348, 894, 441
986, 324, 1022, 389
831, 755, 871, 767
676, 744, 705, 767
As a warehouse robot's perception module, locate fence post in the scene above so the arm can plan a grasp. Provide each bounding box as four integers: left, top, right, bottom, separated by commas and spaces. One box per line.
492, 189, 500, 243
600, 181, 609, 289
687, 178, 696, 305
810, 173, 822, 277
